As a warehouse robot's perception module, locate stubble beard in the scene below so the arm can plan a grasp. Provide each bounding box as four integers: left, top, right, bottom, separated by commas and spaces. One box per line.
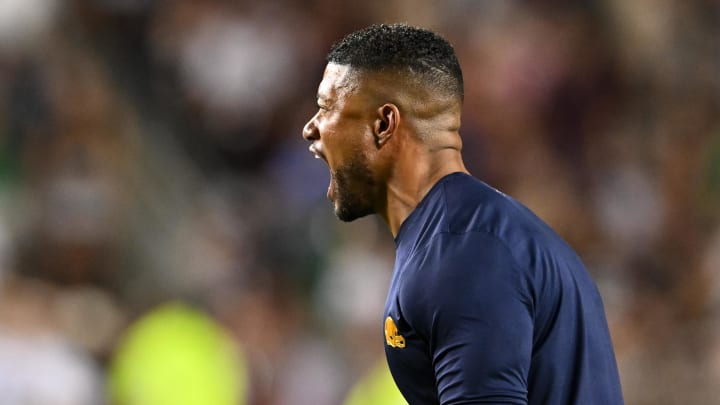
331, 155, 377, 222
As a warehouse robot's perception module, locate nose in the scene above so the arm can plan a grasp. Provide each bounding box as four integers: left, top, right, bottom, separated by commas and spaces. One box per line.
303, 113, 319, 141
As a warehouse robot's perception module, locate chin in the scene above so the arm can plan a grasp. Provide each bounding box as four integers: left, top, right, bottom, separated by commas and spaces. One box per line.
334, 200, 373, 222
331, 159, 376, 222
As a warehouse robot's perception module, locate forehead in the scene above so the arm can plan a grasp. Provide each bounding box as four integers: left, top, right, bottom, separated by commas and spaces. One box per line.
317, 63, 358, 101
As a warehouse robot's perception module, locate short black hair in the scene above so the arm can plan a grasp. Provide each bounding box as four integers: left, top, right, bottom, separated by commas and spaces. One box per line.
327, 23, 464, 101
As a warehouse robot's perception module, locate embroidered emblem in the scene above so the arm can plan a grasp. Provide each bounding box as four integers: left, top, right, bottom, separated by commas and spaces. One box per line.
384, 316, 406, 348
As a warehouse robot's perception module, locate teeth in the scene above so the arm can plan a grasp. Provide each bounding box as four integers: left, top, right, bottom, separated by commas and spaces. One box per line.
309, 144, 323, 160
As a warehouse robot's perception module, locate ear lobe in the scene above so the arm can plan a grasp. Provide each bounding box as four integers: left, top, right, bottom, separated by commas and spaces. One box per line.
374, 104, 399, 147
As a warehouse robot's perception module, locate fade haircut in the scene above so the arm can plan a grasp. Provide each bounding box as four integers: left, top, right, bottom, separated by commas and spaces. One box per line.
326, 23, 464, 102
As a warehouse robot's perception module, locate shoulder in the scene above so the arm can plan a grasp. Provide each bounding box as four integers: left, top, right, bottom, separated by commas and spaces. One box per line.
399, 230, 533, 312
397, 230, 535, 343
439, 173, 531, 236
439, 173, 580, 272
402, 230, 526, 290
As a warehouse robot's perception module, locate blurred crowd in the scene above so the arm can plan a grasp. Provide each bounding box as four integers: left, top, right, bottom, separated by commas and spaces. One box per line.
0, 1, 717, 404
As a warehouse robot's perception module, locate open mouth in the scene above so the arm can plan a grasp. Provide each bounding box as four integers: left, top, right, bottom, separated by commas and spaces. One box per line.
309, 144, 333, 201
309, 144, 328, 164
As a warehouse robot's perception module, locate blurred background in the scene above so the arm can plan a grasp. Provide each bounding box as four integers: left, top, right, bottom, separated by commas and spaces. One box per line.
0, 0, 717, 404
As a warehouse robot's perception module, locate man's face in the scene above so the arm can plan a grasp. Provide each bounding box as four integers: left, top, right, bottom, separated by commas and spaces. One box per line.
303, 64, 379, 222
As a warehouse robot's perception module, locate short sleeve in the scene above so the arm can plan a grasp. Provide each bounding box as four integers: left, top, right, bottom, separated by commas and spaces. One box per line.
402, 231, 534, 405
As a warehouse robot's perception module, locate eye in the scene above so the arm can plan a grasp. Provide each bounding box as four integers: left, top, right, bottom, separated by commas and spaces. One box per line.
316, 97, 331, 111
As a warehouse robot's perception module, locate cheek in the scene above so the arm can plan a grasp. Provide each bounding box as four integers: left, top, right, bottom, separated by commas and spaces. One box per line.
326, 124, 374, 167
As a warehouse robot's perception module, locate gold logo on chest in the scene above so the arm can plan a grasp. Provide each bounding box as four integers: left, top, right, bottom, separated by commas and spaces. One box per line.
384, 317, 406, 348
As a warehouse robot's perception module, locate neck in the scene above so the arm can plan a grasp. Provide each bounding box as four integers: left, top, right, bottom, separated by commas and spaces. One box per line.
378, 137, 469, 238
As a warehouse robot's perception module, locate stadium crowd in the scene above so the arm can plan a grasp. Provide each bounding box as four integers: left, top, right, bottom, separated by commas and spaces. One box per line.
0, 1, 717, 404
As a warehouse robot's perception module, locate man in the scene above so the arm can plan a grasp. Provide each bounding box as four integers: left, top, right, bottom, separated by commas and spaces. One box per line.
303, 23, 624, 404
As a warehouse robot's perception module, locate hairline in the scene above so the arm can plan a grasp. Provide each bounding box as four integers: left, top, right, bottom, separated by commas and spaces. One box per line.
327, 62, 461, 105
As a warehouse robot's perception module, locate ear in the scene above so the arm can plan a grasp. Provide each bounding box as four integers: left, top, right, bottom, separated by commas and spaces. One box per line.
373, 104, 399, 148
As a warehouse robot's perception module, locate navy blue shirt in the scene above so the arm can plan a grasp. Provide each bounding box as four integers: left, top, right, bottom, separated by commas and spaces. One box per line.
383, 173, 623, 404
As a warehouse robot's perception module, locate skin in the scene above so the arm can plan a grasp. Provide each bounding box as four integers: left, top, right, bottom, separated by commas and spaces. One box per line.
303, 63, 469, 238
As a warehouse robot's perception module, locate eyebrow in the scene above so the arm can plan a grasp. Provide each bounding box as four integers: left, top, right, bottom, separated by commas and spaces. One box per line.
316, 93, 333, 107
